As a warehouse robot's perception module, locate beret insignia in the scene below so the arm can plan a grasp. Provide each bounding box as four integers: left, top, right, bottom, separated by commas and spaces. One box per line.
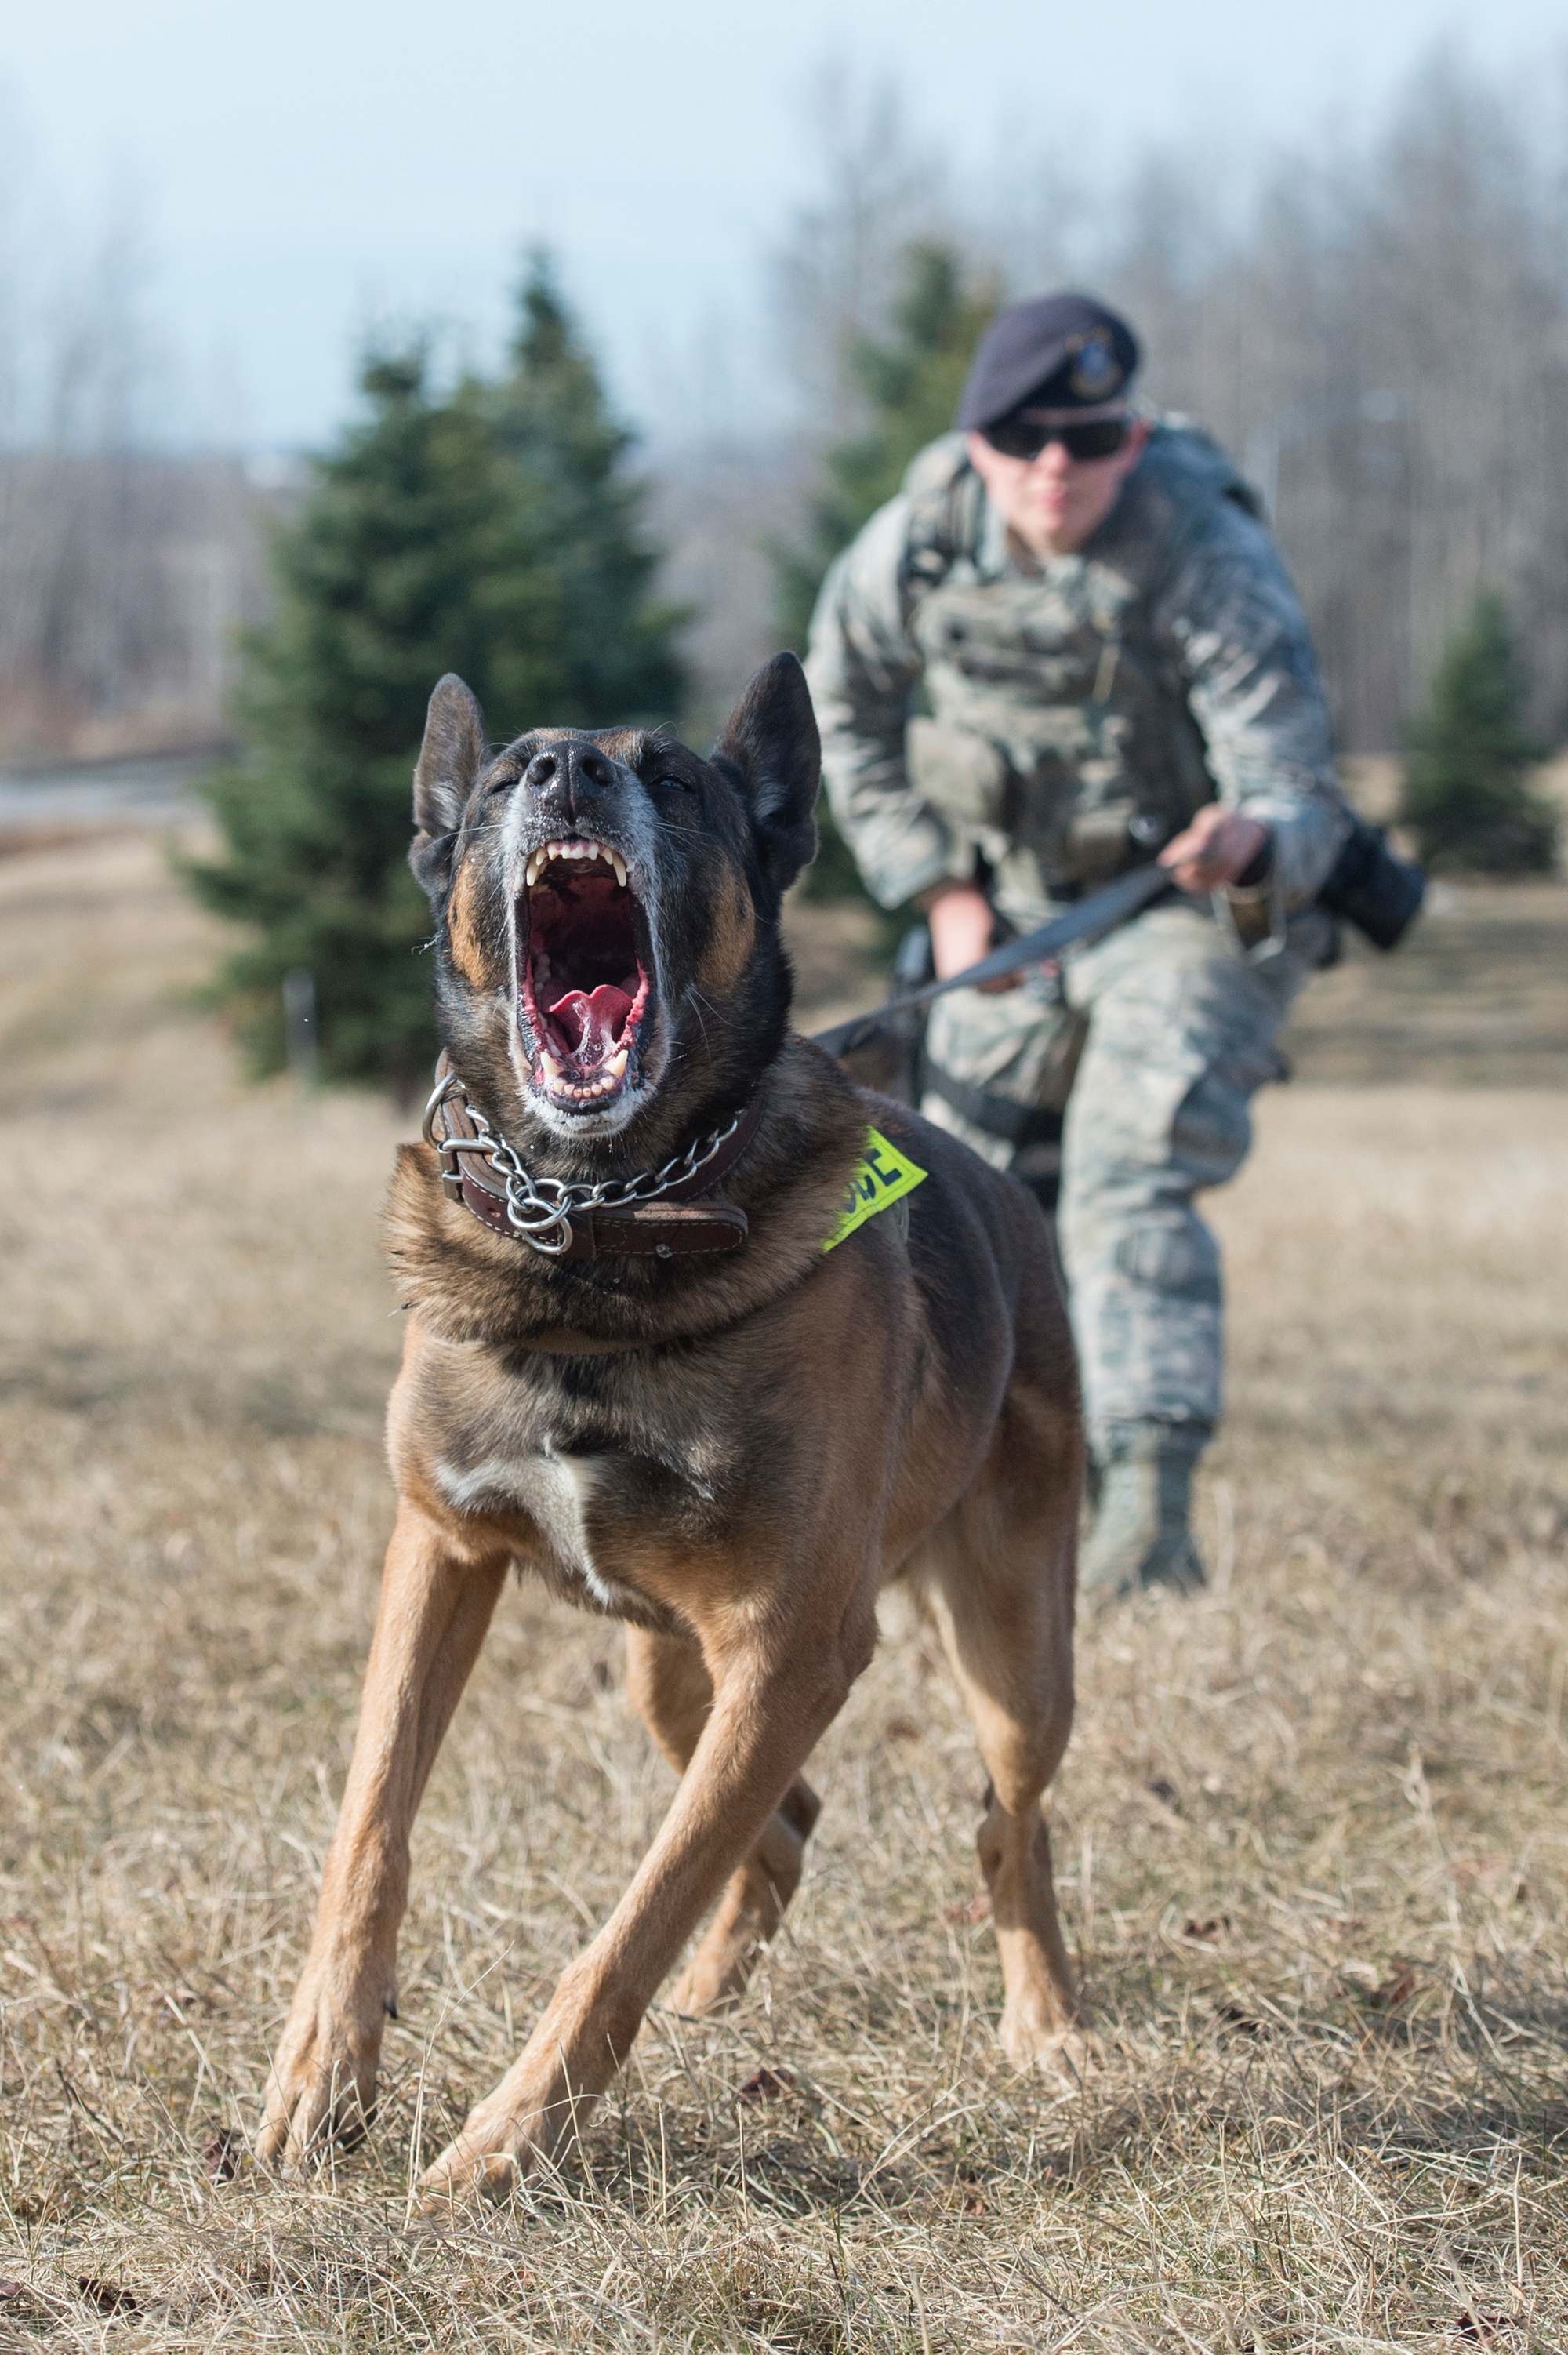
956, 294, 1140, 430
1067, 330, 1123, 401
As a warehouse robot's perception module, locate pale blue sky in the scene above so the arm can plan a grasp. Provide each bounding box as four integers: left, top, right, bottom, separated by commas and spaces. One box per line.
3, 0, 1564, 449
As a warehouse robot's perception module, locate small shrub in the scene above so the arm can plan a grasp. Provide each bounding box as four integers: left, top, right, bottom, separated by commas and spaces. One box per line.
1402, 591, 1558, 874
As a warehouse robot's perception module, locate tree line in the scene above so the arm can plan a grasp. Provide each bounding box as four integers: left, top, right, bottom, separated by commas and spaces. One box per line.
769, 50, 1568, 758
1, 48, 1562, 1088
0, 185, 270, 763
195, 225, 1552, 1096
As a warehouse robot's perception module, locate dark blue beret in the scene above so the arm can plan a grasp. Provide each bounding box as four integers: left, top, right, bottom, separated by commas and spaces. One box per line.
956, 293, 1140, 429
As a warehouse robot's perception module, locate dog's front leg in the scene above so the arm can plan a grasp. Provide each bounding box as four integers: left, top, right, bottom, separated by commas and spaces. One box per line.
258, 1500, 508, 2170
418, 1595, 876, 2207
625, 1626, 820, 2016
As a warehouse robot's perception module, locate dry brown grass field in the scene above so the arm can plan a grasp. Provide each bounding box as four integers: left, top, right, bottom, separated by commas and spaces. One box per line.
2, 834, 1566, 2351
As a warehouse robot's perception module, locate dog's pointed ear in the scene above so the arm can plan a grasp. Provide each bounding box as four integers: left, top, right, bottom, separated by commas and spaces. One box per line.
410, 674, 488, 894
713, 652, 820, 892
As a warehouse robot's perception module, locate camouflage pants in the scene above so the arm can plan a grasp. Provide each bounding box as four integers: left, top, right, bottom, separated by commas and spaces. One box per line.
922, 901, 1326, 1458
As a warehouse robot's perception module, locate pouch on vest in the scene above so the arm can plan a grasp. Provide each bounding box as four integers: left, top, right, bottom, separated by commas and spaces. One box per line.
906, 716, 1011, 829
1050, 798, 1148, 887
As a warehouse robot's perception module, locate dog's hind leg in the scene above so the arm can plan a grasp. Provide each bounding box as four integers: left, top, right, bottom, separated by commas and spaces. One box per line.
625, 1626, 820, 2015
257, 1503, 509, 2170
921, 1388, 1088, 2074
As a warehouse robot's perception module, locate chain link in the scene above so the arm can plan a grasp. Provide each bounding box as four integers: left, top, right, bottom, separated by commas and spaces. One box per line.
421, 1069, 745, 1257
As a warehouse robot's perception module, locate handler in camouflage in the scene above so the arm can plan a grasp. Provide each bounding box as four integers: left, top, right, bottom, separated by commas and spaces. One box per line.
805, 293, 1349, 1601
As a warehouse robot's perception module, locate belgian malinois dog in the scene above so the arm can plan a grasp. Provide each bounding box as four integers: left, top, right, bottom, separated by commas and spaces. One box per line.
258, 653, 1085, 2204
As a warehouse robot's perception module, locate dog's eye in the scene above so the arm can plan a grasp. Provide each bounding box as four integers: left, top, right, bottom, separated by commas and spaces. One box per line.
652, 772, 695, 794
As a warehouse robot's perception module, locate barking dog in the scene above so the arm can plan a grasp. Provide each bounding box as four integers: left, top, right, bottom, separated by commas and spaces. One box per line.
257, 654, 1086, 2204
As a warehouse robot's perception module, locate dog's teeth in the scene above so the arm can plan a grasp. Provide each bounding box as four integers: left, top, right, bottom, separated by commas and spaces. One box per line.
525, 849, 544, 887
538, 1045, 564, 1081
610, 851, 627, 889
603, 1045, 629, 1079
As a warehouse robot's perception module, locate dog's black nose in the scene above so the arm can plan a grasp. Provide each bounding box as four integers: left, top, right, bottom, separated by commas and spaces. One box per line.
524, 741, 620, 818
574, 748, 619, 793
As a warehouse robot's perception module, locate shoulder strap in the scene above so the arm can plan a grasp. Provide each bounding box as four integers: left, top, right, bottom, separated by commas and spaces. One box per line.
898, 432, 986, 616
1116, 419, 1265, 638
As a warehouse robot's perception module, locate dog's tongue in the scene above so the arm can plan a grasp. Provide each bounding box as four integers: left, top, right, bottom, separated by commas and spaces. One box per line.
547, 982, 633, 1070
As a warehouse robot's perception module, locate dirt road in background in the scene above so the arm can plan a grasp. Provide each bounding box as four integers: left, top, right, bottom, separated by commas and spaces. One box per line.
2, 834, 1565, 2348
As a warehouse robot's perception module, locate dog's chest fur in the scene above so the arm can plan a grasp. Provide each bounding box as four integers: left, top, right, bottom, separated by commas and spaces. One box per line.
434, 1442, 643, 1614
416, 1351, 731, 1626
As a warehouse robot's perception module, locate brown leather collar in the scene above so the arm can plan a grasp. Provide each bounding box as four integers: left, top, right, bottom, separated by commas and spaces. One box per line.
423, 1055, 765, 1262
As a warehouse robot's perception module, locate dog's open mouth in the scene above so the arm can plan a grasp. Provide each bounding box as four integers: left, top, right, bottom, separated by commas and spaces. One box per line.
517, 836, 651, 1108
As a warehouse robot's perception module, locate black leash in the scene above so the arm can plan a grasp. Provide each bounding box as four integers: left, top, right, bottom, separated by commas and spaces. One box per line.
811, 863, 1175, 1060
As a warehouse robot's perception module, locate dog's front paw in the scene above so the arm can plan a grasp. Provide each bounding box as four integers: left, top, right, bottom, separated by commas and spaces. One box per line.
1000, 2008, 1102, 2085
256, 1968, 388, 2171
416, 2092, 554, 2213
415, 2044, 590, 2213
416, 2137, 526, 2211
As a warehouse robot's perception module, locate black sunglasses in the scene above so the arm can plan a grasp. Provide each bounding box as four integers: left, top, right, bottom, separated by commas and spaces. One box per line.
981, 415, 1132, 463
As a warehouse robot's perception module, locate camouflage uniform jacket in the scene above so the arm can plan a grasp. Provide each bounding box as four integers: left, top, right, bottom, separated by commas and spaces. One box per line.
804, 420, 1349, 925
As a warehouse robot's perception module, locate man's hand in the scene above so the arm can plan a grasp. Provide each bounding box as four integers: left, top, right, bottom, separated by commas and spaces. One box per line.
1158, 805, 1270, 894
920, 882, 1019, 992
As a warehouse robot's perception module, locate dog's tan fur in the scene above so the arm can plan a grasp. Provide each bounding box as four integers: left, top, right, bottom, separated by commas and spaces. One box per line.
256, 657, 1085, 2206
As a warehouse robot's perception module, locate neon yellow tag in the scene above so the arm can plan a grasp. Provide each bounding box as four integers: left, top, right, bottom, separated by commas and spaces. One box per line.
823, 1125, 928, 1252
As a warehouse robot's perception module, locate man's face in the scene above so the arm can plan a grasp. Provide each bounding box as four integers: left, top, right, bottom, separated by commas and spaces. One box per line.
965, 409, 1149, 558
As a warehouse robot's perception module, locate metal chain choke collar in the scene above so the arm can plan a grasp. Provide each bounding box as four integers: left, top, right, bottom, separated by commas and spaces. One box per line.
422, 1067, 747, 1259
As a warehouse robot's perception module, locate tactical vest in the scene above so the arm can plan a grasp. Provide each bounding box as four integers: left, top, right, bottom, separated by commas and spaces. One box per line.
898, 423, 1263, 902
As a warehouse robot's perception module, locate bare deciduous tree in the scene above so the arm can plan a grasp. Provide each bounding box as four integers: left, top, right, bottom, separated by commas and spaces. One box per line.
0, 154, 267, 764
771, 73, 954, 436
766, 47, 1568, 752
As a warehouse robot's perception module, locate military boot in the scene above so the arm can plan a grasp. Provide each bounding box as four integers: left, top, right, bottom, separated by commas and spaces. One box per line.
1079, 1424, 1207, 1604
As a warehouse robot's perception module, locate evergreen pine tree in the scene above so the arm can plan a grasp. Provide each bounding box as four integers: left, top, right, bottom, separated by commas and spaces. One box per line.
772, 243, 995, 903
488, 256, 686, 724
1402, 591, 1558, 874
189, 266, 684, 1095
